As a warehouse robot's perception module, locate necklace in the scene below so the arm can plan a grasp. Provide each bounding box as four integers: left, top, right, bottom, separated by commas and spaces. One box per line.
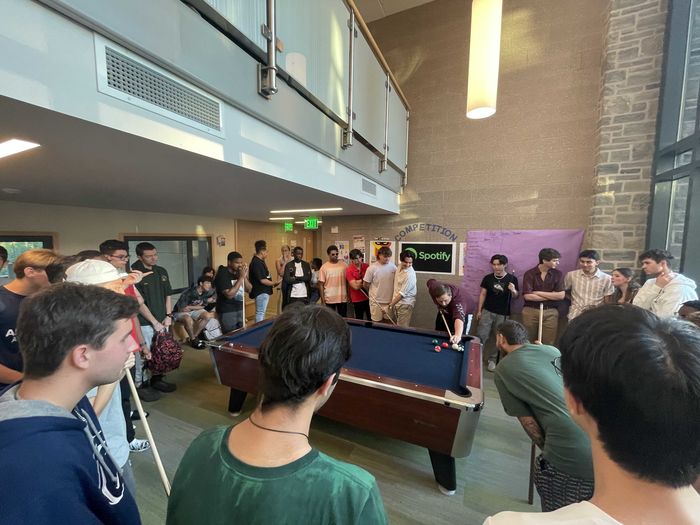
248, 415, 309, 440
493, 273, 507, 280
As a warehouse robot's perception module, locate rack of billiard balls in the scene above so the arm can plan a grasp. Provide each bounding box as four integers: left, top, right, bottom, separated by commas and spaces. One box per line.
431, 339, 464, 353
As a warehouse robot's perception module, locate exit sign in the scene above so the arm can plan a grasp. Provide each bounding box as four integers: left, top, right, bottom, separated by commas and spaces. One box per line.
304, 217, 319, 230
284, 222, 293, 232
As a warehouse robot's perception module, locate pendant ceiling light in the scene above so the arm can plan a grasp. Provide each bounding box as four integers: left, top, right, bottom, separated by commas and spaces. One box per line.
466, 0, 503, 119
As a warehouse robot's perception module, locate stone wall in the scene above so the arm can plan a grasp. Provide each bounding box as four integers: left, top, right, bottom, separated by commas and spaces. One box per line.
587, 0, 668, 270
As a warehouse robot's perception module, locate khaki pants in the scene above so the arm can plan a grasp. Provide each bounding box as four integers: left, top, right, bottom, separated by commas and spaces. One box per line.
521, 306, 559, 345
394, 304, 414, 327
370, 302, 390, 322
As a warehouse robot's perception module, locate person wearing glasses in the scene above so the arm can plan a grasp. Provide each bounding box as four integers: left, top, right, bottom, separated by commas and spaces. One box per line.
0, 248, 60, 388
493, 320, 593, 512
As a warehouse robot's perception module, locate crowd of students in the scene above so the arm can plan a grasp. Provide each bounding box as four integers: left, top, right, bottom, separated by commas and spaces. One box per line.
1, 241, 699, 524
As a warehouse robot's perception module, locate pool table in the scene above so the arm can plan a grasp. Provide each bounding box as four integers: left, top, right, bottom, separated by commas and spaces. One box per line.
208, 318, 484, 493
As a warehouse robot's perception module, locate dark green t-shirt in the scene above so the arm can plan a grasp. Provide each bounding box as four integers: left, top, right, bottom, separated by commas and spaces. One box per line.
166, 426, 388, 525
132, 260, 173, 326
494, 344, 593, 480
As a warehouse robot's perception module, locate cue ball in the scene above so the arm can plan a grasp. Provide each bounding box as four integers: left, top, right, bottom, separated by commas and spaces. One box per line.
452, 343, 460, 350
441, 342, 449, 348
434, 346, 442, 352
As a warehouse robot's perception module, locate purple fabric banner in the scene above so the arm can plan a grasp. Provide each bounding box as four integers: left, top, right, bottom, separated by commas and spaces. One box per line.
462, 229, 585, 313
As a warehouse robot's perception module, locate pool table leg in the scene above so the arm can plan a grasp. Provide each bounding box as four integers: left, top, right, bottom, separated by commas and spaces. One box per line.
428, 450, 456, 493
228, 388, 247, 414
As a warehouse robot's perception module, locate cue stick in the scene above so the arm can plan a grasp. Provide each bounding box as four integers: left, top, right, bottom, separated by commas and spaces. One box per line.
537, 303, 544, 343
360, 287, 397, 325
440, 311, 454, 340
125, 371, 171, 496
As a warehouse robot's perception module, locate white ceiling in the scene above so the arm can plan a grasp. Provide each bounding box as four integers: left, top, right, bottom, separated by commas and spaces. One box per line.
353, 0, 437, 23
0, 96, 391, 221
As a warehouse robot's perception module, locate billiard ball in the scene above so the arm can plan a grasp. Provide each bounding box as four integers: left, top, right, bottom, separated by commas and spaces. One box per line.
441, 342, 449, 348
431, 339, 438, 345
434, 346, 441, 352
452, 343, 460, 350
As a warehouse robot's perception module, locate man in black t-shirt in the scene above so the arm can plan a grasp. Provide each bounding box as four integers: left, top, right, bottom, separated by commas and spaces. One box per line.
475, 254, 519, 372
248, 241, 279, 323
215, 251, 252, 333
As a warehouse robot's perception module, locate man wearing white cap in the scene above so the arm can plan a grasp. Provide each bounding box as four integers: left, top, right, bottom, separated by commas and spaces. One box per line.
66, 259, 150, 496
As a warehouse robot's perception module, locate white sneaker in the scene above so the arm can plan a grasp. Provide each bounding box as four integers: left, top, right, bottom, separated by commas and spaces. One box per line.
129, 438, 151, 453
437, 483, 456, 496
487, 360, 497, 372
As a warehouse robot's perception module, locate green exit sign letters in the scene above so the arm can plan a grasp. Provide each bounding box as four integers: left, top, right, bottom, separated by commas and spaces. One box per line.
284, 222, 294, 232
304, 217, 319, 230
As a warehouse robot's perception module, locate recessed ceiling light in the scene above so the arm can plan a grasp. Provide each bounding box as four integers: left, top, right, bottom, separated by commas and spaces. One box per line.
269, 207, 342, 213
294, 220, 323, 224
0, 139, 40, 159
1, 187, 22, 194
268, 217, 295, 221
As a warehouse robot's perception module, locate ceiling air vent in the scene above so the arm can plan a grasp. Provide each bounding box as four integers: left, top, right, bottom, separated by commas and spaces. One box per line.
361, 177, 377, 197
95, 36, 224, 137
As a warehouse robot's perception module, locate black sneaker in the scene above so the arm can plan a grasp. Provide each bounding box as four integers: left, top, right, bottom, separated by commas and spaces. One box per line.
137, 385, 161, 402
130, 410, 149, 421
151, 378, 177, 393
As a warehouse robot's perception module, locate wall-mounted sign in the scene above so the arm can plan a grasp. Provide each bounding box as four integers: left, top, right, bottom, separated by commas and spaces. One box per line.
304, 216, 319, 230
370, 240, 395, 263
399, 241, 456, 274
284, 222, 294, 232
394, 223, 458, 242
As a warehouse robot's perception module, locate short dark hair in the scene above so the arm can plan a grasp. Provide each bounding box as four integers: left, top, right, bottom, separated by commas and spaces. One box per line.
496, 320, 529, 345
201, 266, 215, 276
99, 239, 128, 255
0, 245, 7, 264
399, 251, 414, 263
254, 240, 267, 254
349, 249, 363, 260
45, 255, 81, 284
578, 249, 599, 260
227, 251, 243, 262
681, 300, 700, 311
429, 282, 452, 299
18, 283, 139, 379
377, 246, 392, 258
490, 254, 508, 265
311, 257, 323, 270
197, 275, 213, 286
560, 304, 700, 487
258, 304, 351, 411
135, 242, 156, 257
293, 246, 303, 255
327, 245, 339, 255
538, 248, 561, 263
639, 248, 673, 263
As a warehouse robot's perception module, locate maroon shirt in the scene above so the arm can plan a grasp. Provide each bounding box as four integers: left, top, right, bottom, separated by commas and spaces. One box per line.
426, 279, 472, 322
522, 266, 564, 309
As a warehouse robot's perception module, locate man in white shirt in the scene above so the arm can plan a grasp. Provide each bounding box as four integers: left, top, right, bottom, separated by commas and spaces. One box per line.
282, 247, 311, 308
564, 250, 614, 320
633, 248, 697, 317
388, 251, 417, 327
363, 247, 397, 323
483, 304, 700, 524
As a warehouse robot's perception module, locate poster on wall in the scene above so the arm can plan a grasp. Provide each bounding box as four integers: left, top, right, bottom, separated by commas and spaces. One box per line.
335, 240, 350, 264
369, 240, 395, 262
399, 242, 456, 274
352, 235, 365, 258
462, 229, 585, 312
458, 242, 466, 276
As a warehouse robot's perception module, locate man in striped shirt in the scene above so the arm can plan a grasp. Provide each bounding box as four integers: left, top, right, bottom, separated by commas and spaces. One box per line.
564, 250, 613, 320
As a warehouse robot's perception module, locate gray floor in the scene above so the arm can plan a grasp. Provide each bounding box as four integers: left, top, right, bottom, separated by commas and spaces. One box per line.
130, 347, 539, 524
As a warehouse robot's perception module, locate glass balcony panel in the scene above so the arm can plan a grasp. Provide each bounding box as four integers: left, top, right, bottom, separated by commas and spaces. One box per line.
202, 0, 267, 51
276, 0, 350, 122
387, 81, 408, 170
353, 29, 388, 154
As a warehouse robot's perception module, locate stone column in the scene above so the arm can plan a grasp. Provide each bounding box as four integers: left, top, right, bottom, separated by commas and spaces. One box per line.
588, 0, 668, 270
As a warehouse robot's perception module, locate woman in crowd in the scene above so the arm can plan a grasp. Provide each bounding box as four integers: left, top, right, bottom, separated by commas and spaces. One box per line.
605, 267, 640, 304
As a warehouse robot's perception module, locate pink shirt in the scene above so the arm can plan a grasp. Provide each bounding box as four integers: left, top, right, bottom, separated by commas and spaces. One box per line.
319, 261, 348, 304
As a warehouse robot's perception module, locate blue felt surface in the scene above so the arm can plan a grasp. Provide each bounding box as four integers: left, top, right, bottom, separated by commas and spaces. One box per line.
222, 320, 468, 391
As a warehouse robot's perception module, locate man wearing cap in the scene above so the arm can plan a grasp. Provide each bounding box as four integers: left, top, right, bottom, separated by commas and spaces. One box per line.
66, 260, 150, 493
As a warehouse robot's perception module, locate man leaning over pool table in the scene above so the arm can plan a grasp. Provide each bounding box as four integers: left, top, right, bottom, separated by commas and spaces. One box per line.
427, 279, 473, 345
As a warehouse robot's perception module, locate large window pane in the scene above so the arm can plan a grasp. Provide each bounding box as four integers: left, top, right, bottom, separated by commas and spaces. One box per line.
666, 177, 690, 268
679, 0, 700, 139
0, 235, 54, 285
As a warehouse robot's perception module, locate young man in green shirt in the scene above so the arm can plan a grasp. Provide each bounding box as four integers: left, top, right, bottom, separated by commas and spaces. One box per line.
166, 304, 388, 525
493, 320, 593, 512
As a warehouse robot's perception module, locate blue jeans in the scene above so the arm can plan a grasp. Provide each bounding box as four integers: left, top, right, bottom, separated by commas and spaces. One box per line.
255, 294, 270, 323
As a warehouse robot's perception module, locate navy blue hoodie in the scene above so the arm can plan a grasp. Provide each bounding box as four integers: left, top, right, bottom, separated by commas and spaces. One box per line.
0, 384, 141, 524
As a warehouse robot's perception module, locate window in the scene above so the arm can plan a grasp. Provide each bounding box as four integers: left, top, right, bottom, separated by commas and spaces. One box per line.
650, 0, 700, 280
123, 236, 212, 293
0, 234, 55, 282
